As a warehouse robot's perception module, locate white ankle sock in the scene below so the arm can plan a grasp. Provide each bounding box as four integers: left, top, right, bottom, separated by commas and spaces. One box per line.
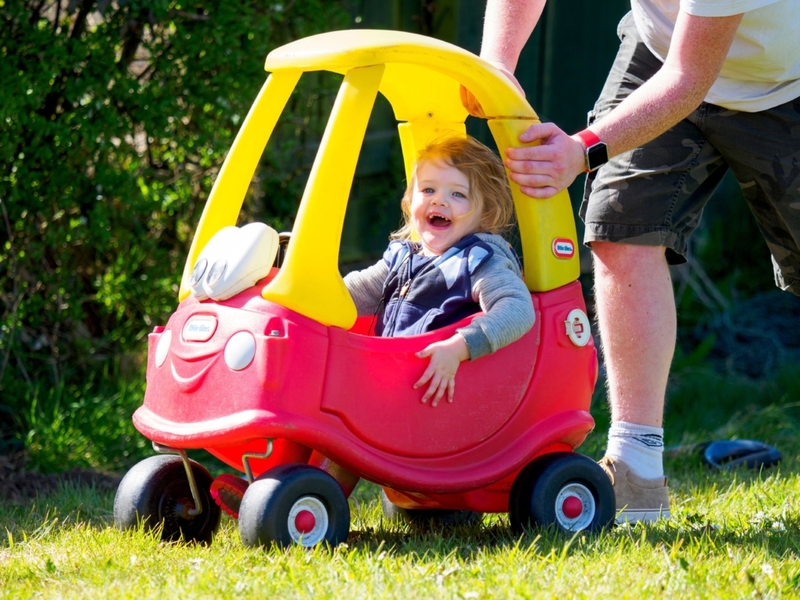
606, 421, 664, 479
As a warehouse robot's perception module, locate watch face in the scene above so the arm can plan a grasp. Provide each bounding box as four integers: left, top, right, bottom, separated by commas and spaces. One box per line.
586, 142, 609, 171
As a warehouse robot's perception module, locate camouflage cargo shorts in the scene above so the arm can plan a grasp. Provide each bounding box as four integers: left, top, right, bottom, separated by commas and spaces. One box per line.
580, 12, 800, 295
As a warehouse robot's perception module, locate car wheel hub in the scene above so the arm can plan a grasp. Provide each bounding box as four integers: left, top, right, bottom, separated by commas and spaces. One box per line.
555, 483, 595, 531
288, 496, 328, 546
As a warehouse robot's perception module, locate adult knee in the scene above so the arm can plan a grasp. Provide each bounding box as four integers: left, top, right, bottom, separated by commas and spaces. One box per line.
590, 242, 667, 275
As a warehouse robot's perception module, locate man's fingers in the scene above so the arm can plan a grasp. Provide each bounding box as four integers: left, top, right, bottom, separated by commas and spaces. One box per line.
507, 169, 559, 189
505, 160, 553, 178
519, 185, 559, 199
506, 144, 558, 163
519, 122, 558, 143
505, 160, 569, 199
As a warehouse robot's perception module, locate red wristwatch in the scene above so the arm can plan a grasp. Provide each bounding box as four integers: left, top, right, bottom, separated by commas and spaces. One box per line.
575, 129, 609, 172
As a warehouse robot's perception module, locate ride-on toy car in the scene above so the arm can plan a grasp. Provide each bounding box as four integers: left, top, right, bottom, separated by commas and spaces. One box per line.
113, 29, 613, 548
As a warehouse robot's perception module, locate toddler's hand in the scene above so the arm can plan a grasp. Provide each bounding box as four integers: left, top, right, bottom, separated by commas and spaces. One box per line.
414, 334, 470, 407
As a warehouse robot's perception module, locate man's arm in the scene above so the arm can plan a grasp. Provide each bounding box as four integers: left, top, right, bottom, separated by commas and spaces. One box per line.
505, 11, 743, 198
481, 0, 547, 74
462, 0, 546, 116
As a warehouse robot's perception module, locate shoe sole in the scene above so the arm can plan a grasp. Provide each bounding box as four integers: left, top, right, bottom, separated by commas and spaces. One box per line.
615, 508, 670, 524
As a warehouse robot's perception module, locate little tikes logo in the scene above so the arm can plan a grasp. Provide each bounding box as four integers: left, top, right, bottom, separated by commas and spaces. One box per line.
183, 315, 218, 342
552, 238, 575, 259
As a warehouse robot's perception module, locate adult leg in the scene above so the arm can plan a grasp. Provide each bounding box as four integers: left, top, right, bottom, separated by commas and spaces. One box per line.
590, 242, 674, 522
579, 13, 724, 522
591, 242, 675, 428
594, 241, 674, 482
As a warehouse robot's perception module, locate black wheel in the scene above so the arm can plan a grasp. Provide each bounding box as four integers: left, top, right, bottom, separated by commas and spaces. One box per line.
114, 455, 221, 544
238, 463, 350, 549
509, 452, 614, 534
381, 489, 482, 528
508, 452, 564, 533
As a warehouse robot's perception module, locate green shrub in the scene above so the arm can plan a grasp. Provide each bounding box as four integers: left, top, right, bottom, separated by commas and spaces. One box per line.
0, 1, 349, 439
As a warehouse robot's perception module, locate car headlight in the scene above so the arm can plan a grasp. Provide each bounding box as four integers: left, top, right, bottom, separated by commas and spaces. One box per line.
189, 258, 208, 287
224, 331, 256, 371
155, 329, 172, 367
207, 258, 227, 287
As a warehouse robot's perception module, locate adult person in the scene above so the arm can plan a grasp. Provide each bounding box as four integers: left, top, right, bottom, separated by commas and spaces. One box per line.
468, 0, 800, 522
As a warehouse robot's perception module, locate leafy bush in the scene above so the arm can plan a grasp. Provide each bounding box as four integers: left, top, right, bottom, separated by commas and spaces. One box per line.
20, 360, 150, 472
0, 1, 349, 437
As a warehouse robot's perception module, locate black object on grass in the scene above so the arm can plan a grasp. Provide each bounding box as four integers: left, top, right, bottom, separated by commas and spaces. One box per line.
700, 440, 782, 470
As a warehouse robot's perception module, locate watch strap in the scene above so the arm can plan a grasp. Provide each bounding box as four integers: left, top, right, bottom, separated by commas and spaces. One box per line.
575, 129, 608, 172
575, 129, 602, 149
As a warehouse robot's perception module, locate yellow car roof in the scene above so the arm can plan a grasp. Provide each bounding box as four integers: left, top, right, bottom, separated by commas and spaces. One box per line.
264, 29, 535, 122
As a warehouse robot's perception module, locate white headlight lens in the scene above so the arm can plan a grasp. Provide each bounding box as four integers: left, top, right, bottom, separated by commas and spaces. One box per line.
189, 258, 208, 287
224, 331, 256, 371
207, 259, 227, 287
155, 329, 172, 367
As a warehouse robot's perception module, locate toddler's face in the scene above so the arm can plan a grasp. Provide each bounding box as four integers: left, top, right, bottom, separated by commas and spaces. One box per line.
410, 160, 482, 256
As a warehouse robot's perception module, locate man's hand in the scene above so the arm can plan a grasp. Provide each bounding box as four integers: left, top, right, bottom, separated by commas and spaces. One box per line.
504, 123, 587, 199
414, 334, 470, 407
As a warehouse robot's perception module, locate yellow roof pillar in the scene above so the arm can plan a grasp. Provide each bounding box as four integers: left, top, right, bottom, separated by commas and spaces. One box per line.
179, 71, 300, 300
488, 119, 580, 291
262, 64, 385, 328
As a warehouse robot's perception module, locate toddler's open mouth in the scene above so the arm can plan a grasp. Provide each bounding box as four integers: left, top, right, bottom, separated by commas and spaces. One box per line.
427, 213, 451, 228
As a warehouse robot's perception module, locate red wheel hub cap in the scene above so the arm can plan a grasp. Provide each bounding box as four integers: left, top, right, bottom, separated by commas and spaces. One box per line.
562, 495, 583, 519
294, 509, 317, 533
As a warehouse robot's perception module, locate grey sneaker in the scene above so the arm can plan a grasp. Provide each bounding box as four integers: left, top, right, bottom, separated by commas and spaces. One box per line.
597, 457, 670, 523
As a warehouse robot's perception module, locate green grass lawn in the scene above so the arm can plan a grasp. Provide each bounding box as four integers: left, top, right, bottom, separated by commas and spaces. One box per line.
1, 466, 800, 599
2, 362, 800, 598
